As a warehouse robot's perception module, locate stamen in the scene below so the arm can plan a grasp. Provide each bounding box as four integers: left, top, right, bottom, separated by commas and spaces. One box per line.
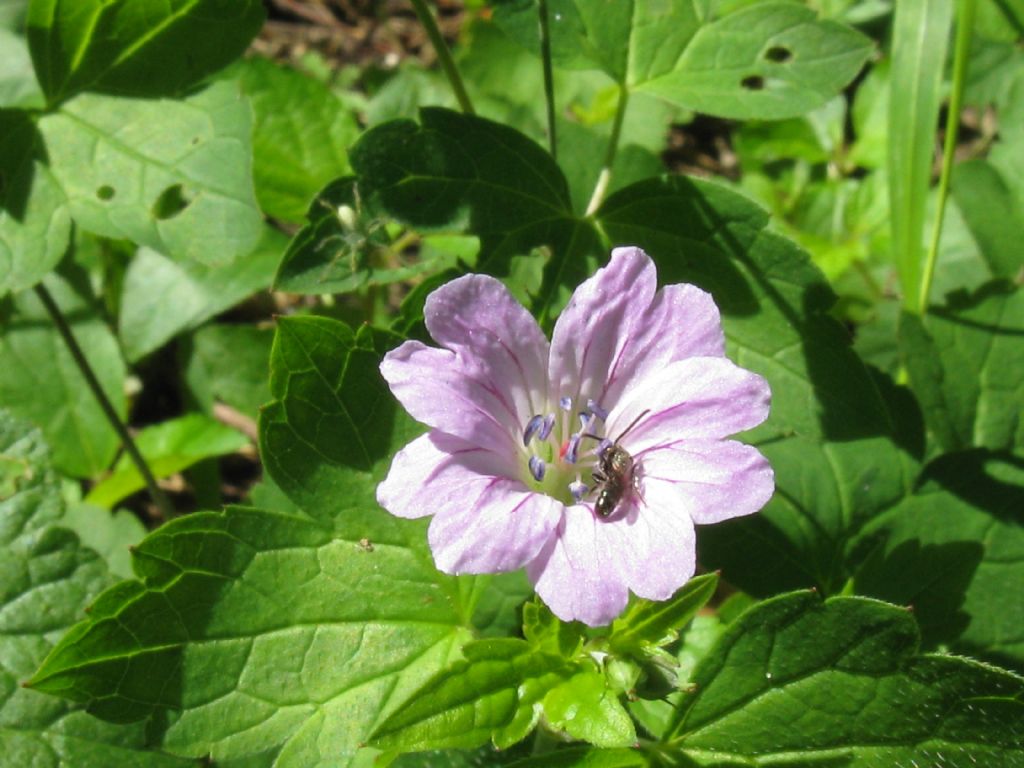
559, 396, 573, 411
529, 455, 546, 482
539, 413, 555, 441
597, 438, 613, 456
587, 399, 609, 421
569, 480, 588, 503
578, 411, 591, 430
564, 434, 582, 464
523, 414, 544, 446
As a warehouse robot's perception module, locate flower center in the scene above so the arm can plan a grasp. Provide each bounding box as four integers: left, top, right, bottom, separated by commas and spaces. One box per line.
520, 396, 614, 507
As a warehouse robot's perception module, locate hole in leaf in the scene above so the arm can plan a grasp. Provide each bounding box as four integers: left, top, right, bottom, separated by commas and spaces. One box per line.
741, 75, 765, 91
765, 46, 792, 63
152, 183, 190, 220
96, 184, 115, 201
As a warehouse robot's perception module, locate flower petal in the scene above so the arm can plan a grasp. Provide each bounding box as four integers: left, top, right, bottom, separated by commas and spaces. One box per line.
425, 274, 550, 426
428, 482, 563, 574
549, 247, 657, 407
640, 440, 774, 525
526, 505, 630, 626
609, 499, 697, 602
377, 431, 516, 520
600, 282, 726, 407
608, 357, 770, 453
380, 341, 518, 451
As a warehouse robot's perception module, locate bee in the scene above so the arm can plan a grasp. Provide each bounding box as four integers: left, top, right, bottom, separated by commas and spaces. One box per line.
584, 409, 650, 518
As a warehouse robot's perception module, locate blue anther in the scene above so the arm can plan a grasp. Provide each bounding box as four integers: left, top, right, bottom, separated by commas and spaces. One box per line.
587, 399, 609, 421
565, 434, 582, 464
569, 481, 588, 503
559, 396, 573, 411
523, 414, 544, 446
539, 413, 556, 440
529, 455, 546, 482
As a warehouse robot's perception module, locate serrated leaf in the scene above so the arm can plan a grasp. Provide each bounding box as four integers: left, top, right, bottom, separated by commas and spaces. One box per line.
85, 413, 248, 509
25, 0, 264, 103
0, 410, 194, 767
37, 80, 262, 266
900, 283, 1024, 452
666, 592, 1024, 765
855, 450, 1024, 671
0, 109, 71, 295
259, 316, 421, 515
233, 57, 358, 224
29, 502, 477, 766
118, 226, 284, 362
593, 175, 919, 596
370, 638, 572, 751
639, 3, 873, 119
0, 269, 126, 477
610, 573, 718, 653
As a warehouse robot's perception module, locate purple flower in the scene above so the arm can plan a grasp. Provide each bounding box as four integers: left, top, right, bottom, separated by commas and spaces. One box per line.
377, 247, 773, 626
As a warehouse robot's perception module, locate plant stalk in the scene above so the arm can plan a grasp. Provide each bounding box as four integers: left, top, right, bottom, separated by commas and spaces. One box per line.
34, 283, 174, 519
919, 0, 976, 314
538, 0, 557, 159
409, 0, 475, 114
585, 84, 630, 215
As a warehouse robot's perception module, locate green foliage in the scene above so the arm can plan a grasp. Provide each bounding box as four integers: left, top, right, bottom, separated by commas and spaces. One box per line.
0, 270, 125, 477
25, 0, 264, 104
5, 1, 1024, 764
0, 410, 193, 766
37, 80, 263, 266
665, 592, 1024, 766
85, 414, 248, 508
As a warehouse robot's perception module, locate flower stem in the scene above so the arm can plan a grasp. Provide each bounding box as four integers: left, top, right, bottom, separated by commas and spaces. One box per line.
538, 0, 557, 159
585, 84, 629, 215
409, 0, 475, 115
919, 0, 976, 315
34, 283, 174, 520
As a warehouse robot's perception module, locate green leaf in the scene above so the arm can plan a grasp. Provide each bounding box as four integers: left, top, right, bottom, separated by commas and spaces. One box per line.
0, 410, 194, 767
259, 316, 420, 515
504, 747, 645, 768
0, 109, 71, 295
471, 570, 535, 639
37, 80, 262, 266
25, 0, 264, 103
900, 283, 1024, 453
888, 0, 954, 313
666, 591, 1024, 765
0, 269, 126, 477
85, 414, 248, 509
274, 178, 468, 294
543, 668, 637, 748
609, 573, 718, 654
59, 503, 146, 579
522, 600, 586, 658
855, 450, 1024, 671
0, 28, 44, 108
953, 158, 1024, 280
28, 501, 477, 765
232, 56, 358, 224
118, 226, 284, 362
370, 638, 572, 752
182, 323, 274, 419
639, 3, 873, 119
593, 176, 919, 596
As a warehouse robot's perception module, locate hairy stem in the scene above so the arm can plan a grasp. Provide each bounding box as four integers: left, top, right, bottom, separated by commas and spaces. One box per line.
34, 283, 174, 519
409, 0, 475, 114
